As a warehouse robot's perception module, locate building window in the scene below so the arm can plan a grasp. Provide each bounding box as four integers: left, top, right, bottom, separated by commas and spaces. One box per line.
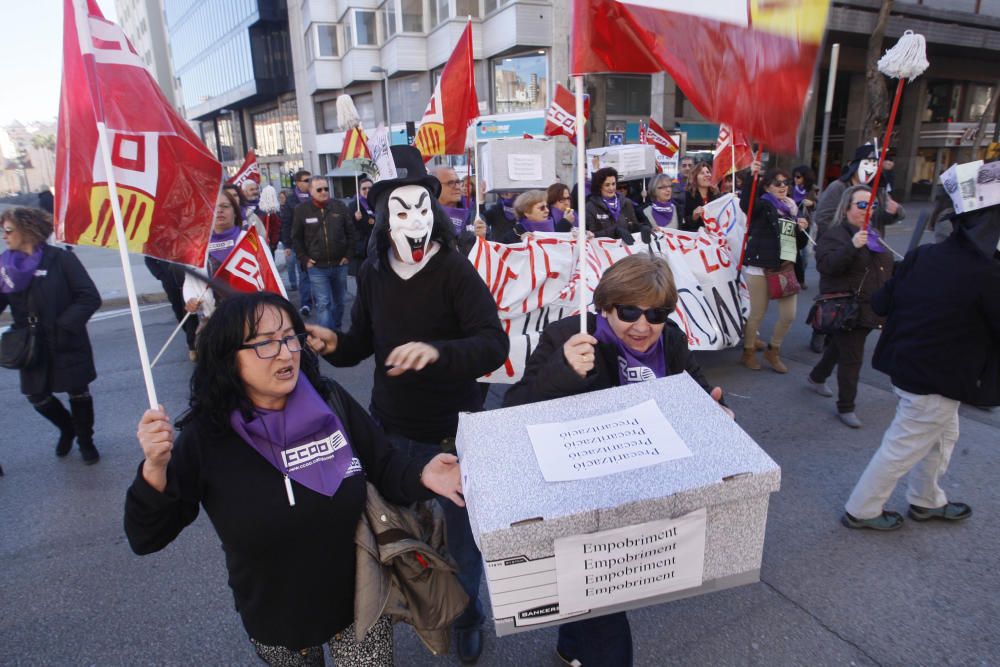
401, 0, 424, 32
347, 10, 378, 47
317, 94, 377, 134
433, 0, 451, 26
312, 23, 338, 58
606, 76, 651, 117
456, 0, 480, 18
253, 107, 284, 156
966, 84, 994, 122
384, 1, 397, 38
200, 121, 219, 158
493, 51, 547, 114
484, 0, 498, 14
925, 81, 960, 123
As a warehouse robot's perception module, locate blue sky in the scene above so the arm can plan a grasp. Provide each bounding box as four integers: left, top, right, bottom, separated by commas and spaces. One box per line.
0, 0, 118, 125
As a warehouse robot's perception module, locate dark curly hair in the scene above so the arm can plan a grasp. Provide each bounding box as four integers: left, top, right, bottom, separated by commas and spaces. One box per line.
591, 167, 619, 195
1, 207, 53, 246
177, 292, 331, 436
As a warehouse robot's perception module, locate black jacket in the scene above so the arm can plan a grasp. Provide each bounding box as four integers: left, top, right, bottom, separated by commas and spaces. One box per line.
292, 199, 358, 269
740, 182, 807, 270
585, 195, 640, 244
871, 222, 1000, 405
346, 196, 376, 260
0, 244, 101, 395
484, 203, 517, 245
278, 189, 310, 248
681, 189, 718, 232
815, 221, 895, 328
504, 313, 713, 407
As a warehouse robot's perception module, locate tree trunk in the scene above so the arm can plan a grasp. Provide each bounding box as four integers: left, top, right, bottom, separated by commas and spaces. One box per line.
966, 81, 1000, 163
861, 0, 894, 142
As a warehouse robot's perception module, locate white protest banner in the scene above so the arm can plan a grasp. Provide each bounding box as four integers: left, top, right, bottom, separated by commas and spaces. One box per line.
526, 399, 690, 482
554, 509, 707, 614
470, 193, 748, 384
369, 126, 397, 180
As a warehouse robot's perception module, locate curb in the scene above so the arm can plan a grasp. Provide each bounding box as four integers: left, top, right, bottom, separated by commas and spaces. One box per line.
1, 291, 169, 324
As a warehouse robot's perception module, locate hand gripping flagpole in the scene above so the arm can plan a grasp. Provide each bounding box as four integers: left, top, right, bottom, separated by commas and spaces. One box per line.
862, 31, 929, 231
737, 146, 763, 273
574, 75, 588, 334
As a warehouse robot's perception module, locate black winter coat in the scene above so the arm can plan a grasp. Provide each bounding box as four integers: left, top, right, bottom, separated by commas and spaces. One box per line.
504, 314, 714, 407
346, 196, 376, 260
484, 203, 517, 244
292, 199, 358, 269
871, 222, 1000, 405
740, 182, 807, 270
681, 189, 718, 232
0, 244, 101, 395
815, 221, 895, 328
585, 195, 640, 244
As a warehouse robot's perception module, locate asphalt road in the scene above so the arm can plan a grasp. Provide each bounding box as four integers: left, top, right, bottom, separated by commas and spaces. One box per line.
1, 211, 998, 666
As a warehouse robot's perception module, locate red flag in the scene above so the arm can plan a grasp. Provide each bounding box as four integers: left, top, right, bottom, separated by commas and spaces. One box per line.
711, 124, 754, 185
228, 149, 260, 187
643, 118, 679, 158
213, 227, 287, 298
415, 21, 478, 160
337, 127, 372, 167
570, 0, 829, 154
544, 82, 590, 144
55, 0, 222, 267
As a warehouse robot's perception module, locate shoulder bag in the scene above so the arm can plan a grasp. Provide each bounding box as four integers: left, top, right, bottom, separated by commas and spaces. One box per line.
805, 269, 868, 334
766, 262, 801, 299
0, 291, 39, 369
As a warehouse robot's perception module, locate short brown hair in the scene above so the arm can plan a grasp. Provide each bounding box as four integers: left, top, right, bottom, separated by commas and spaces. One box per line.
546, 182, 569, 208
1, 207, 53, 246
513, 190, 547, 218
593, 254, 678, 313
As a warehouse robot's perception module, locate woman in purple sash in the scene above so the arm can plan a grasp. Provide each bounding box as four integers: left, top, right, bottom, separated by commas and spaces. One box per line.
126, 292, 463, 665
504, 254, 731, 667
546, 183, 576, 231
182, 190, 243, 330
639, 173, 679, 229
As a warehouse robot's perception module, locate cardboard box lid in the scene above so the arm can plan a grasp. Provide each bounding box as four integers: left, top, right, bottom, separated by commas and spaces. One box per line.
457, 373, 780, 539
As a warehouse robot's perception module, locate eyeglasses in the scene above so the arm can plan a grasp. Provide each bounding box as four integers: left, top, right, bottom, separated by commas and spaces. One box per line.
559, 196, 571, 202
314, 187, 329, 193
298, 178, 310, 183
771, 180, 789, 187
442, 179, 461, 188
536, 204, 549, 210
613, 304, 673, 325
1, 227, 14, 235
239, 333, 308, 359
853, 200, 878, 211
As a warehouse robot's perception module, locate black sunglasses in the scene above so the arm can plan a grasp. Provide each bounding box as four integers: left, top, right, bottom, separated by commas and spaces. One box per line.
613, 304, 673, 324
314, 187, 329, 192
771, 180, 789, 187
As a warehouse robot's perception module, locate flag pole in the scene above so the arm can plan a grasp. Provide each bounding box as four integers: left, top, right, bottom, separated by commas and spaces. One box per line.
473, 126, 483, 223
150, 312, 193, 368
574, 75, 588, 334
354, 170, 361, 213
818, 43, 840, 190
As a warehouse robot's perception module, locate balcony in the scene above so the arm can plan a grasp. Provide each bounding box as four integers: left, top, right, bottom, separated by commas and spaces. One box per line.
341, 48, 383, 85
380, 34, 429, 74
306, 59, 344, 92
481, 1, 551, 58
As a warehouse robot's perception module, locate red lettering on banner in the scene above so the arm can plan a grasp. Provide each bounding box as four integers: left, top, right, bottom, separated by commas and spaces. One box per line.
699, 249, 720, 273
716, 247, 731, 268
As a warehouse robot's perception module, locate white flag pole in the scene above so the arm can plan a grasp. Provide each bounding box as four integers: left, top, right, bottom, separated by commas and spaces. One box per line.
574, 75, 588, 334
473, 130, 482, 222
150, 312, 193, 369
730, 127, 736, 191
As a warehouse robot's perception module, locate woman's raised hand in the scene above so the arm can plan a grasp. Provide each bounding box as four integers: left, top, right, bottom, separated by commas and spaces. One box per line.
563, 332, 598, 378
852, 230, 869, 249
137, 406, 174, 492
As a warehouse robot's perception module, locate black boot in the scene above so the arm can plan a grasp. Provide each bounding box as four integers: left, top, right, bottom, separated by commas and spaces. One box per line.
32, 396, 76, 457
69, 393, 100, 465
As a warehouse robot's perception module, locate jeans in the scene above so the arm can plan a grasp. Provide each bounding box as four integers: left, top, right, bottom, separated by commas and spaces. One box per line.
309, 264, 349, 330
287, 250, 313, 307
384, 431, 485, 630
557, 612, 633, 666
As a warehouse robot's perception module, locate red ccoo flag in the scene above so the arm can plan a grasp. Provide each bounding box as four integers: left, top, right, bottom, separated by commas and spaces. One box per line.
228, 149, 261, 187
56, 0, 223, 267
570, 0, 830, 154
337, 127, 372, 167
544, 82, 590, 144
711, 124, 754, 185
214, 227, 287, 298
415, 21, 479, 160
642, 118, 679, 158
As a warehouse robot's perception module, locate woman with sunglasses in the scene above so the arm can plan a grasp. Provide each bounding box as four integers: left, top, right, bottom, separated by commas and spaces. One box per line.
740, 166, 810, 373
806, 185, 895, 429
127, 292, 463, 665
503, 254, 731, 667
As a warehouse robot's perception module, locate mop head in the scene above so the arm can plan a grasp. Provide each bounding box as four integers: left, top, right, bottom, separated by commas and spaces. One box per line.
259, 185, 280, 214
337, 94, 362, 131
877, 30, 929, 81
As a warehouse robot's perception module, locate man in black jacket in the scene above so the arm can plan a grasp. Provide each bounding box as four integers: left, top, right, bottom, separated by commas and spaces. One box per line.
279, 169, 313, 316
842, 204, 1000, 531
292, 176, 357, 330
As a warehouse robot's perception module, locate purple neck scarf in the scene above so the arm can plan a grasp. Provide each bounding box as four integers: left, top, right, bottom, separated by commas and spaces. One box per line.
294, 189, 310, 203
358, 195, 373, 217
551, 207, 574, 228
230, 376, 363, 497
0, 247, 43, 294
442, 205, 469, 235
499, 197, 517, 222
241, 199, 259, 222
593, 314, 668, 384
866, 225, 886, 253
207, 226, 242, 265
762, 193, 795, 218
792, 184, 808, 205
649, 201, 675, 228
518, 217, 555, 233
602, 195, 622, 222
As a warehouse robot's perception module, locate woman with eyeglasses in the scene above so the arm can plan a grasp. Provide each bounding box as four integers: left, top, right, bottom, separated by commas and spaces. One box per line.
0, 207, 102, 465
682, 161, 720, 232
806, 185, 895, 429
126, 292, 463, 665
504, 253, 731, 666
640, 173, 678, 229
546, 182, 576, 230
586, 167, 641, 244
740, 165, 810, 373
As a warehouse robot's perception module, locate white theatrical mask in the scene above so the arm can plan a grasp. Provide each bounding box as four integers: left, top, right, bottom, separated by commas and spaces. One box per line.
857, 158, 878, 185
388, 184, 435, 264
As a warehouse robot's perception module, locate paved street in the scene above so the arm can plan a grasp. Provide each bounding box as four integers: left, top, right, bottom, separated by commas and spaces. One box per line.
1, 212, 998, 666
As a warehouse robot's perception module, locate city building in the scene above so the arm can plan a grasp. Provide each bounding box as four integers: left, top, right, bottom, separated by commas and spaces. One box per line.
114, 0, 177, 108
0, 121, 57, 196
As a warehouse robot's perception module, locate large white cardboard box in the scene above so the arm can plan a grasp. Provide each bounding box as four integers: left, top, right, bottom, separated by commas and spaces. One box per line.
481, 139, 557, 192
586, 144, 658, 181
456, 373, 781, 636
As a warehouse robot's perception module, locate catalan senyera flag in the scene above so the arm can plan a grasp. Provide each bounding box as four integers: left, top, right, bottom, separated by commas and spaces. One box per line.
214, 227, 287, 298
642, 118, 679, 158
56, 0, 222, 267
571, 0, 830, 154
337, 127, 371, 168
228, 149, 261, 187
544, 82, 590, 144
415, 21, 478, 160
711, 124, 754, 185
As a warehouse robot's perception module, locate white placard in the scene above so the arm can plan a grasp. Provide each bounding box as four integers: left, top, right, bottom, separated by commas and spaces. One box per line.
508, 154, 543, 182
554, 509, 707, 614
369, 126, 397, 180
526, 400, 691, 482
620, 147, 646, 175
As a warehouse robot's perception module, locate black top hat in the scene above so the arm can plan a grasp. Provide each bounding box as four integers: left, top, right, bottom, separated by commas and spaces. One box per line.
368, 145, 442, 209
840, 143, 878, 183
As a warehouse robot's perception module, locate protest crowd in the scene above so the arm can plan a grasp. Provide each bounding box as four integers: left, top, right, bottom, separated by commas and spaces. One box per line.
2, 3, 1000, 667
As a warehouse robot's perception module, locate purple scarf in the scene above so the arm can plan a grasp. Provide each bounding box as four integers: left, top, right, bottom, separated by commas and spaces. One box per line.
358, 195, 373, 218
866, 225, 886, 253
593, 314, 668, 384
602, 195, 622, 222
0, 247, 43, 294
294, 189, 310, 204
499, 196, 517, 222
240, 199, 259, 222
518, 217, 555, 233
207, 226, 242, 266
649, 201, 675, 228
551, 207, 576, 229
762, 193, 795, 218
792, 184, 808, 206
442, 205, 469, 235
230, 376, 363, 497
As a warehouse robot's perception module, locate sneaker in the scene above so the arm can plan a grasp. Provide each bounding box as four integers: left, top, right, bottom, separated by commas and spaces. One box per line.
807, 377, 833, 397
300, 305, 311, 318
556, 649, 583, 667
908, 502, 972, 522
841, 511, 903, 531
838, 411, 863, 428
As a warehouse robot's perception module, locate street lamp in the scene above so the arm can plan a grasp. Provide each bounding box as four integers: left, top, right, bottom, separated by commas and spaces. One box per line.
371, 65, 391, 142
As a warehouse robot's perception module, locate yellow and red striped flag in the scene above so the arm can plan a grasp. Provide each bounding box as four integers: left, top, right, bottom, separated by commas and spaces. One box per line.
337, 127, 371, 167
